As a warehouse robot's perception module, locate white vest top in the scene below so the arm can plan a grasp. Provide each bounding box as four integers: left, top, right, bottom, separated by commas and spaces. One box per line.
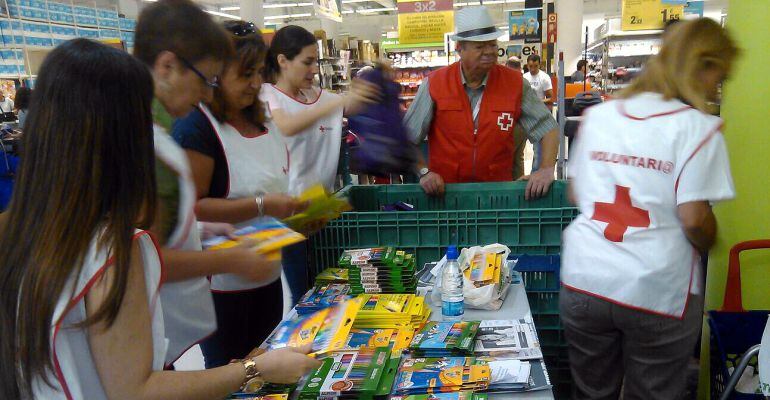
32, 231, 166, 399
197, 104, 288, 292
154, 127, 217, 365
562, 93, 735, 318
261, 84, 343, 195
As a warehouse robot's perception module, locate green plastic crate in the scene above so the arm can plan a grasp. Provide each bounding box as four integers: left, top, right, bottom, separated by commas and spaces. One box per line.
340, 181, 571, 212
309, 181, 576, 277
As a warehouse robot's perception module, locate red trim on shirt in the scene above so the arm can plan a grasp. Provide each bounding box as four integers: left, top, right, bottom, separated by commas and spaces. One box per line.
618, 101, 692, 121
674, 123, 723, 193
52, 231, 157, 400
269, 84, 323, 105
561, 282, 691, 320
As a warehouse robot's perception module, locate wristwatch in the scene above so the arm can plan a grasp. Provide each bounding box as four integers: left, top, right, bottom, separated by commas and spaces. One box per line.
418, 167, 430, 179
239, 358, 265, 393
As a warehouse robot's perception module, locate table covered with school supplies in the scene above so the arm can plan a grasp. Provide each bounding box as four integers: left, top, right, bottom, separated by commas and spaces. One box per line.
246, 247, 556, 400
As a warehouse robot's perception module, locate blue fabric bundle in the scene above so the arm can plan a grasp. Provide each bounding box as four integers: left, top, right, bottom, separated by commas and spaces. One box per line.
347, 66, 418, 176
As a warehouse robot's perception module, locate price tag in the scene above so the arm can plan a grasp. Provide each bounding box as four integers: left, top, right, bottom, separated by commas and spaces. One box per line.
397, 0, 454, 44
621, 0, 684, 31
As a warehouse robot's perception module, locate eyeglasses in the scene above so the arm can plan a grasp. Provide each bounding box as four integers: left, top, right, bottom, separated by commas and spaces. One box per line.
224, 21, 257, 37
177, 55, 220, 88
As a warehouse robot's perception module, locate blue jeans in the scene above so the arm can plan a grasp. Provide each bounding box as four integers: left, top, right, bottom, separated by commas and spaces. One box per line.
281, 241, 309, 306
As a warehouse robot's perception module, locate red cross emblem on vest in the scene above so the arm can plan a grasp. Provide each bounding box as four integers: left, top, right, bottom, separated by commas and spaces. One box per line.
497, 113, 514, 131
591, 185, 650, 242
319, 125, 330, 134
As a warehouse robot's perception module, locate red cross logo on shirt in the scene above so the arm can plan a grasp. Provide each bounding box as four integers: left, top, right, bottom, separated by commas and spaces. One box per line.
591, 185, 650, 242
497, 113, 514, 131
319, 126, 331, 134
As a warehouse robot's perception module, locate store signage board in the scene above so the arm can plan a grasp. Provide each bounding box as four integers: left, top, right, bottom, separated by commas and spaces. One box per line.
315, 0, 342, 22
621, 0, 684, 31
397, 0, 453, 45
546, 12, 557, 43
684, 1, 704, 18
508, 8, 542, 44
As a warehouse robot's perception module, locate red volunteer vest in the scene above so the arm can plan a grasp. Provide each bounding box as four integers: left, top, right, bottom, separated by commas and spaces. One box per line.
428, 62, 523, 183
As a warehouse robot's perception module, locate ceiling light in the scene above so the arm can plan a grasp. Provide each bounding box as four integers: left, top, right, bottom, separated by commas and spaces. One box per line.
205, 10, 240, 19
342, 9, 354, 13
264, 12, 312, 19
342, 0, 370, 3
265, 3, 298, 8
297, 2, 313, 5
453, 2, 466, 6
484, 0, 504, 4
357, 6, 396, 13
220, 6, 240, 11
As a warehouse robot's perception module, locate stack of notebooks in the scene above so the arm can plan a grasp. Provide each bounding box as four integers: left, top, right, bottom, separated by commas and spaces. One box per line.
296, 283, 351, 315
390, 392, 488, 400
392, 357, 491, 395
228, 383, 295, 399
476, 357, 552, 393
353, 294, 431, 330
392, 356, 551, 396
474, 319, 543, 359
298, 347, 397, 400
314, 267, 349, 285
409, 321, 480, 357
464, 251, 504, 288
339, 247, 417, 294
265, 297, 362, 356
202, 217, 306, 261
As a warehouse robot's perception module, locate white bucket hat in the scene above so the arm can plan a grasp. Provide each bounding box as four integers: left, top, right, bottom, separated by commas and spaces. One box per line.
450, 6, 502, 42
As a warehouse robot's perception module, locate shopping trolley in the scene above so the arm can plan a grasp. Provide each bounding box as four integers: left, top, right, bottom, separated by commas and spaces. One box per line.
708, 240, 770, 400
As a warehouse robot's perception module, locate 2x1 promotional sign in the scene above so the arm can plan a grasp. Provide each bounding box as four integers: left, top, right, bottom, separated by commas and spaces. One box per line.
397, 0, 453, 44
621, 0, 684, 31
508, 8, 542, 43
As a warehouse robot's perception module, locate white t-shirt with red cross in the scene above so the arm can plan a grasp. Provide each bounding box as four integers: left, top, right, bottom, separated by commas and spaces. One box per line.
562, 92, 734, 318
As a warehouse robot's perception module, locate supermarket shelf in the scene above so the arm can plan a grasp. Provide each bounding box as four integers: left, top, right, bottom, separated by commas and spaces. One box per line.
606, 83, 631, 90
393, 63, 447, 69
607, 67, 642, 73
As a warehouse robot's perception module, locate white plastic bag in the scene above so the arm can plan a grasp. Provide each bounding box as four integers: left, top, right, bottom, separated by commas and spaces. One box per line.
430, 244, 512, 310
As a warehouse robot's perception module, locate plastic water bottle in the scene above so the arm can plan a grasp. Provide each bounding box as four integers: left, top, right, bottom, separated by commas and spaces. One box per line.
441, 245, 464, 321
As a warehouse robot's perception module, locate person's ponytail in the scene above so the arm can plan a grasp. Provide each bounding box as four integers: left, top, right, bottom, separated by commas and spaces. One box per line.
263, 25, 317, 84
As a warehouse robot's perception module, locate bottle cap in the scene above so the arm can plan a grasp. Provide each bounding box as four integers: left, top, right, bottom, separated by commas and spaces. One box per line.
446, 245, 459, 260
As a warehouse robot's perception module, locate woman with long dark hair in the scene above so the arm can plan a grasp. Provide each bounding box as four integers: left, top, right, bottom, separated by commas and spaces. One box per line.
173, 21, 300, 368
262, 25, 379, 304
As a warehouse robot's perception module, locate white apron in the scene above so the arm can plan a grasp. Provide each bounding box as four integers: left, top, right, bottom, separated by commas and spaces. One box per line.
261, 84, 343, 195
32, 231, 166, 400
154, 127, 217, 365
562, 93, 735, 318
197, 104, 289, 292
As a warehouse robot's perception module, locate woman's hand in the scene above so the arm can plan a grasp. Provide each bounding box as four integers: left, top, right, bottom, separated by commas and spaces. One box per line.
252, 345, 322, 384
343, 79, 381, 116
199, 222, 237, 240
262, 194, 308, 219
222, 239, 282, 282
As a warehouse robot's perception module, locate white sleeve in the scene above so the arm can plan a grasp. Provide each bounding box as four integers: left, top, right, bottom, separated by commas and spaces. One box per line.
567, 116, 590, 179
542, 73, 553, 92
262, 87, 283, 111
676, 131, 735, 205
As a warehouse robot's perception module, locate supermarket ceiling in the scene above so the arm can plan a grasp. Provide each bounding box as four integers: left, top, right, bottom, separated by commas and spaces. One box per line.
182, 0, 727, 25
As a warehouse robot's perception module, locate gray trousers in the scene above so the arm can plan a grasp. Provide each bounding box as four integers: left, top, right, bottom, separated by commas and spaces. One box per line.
559, 287, 703, 400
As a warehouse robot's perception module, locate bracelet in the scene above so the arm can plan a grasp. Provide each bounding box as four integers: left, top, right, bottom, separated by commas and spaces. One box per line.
255, 195, 265, 217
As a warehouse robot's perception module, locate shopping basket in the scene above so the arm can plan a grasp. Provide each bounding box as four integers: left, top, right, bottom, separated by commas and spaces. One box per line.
708, 240, 770, 400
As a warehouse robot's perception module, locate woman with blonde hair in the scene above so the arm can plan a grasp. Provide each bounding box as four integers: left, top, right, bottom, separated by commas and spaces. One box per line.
560, 18, 738, 399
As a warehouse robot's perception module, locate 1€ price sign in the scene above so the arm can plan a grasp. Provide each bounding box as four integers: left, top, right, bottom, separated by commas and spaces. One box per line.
621, 0, 684, 31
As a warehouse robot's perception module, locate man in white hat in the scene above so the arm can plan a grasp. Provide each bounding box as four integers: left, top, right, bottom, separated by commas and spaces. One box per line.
404, 6, 558, 199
